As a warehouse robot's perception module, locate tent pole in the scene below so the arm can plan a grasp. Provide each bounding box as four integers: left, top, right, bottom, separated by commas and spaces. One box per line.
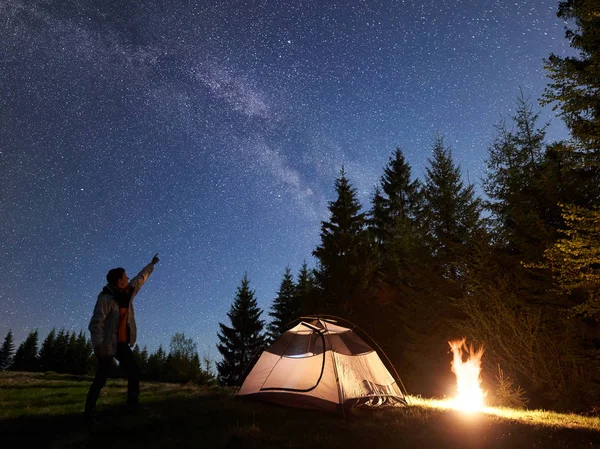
322, 318, 346, 419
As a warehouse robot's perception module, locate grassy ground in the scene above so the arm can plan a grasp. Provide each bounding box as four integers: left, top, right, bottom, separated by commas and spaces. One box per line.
1, 372, 599, 449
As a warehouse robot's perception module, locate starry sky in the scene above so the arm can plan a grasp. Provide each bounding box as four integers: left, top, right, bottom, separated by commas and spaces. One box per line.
1, 0, 573, 356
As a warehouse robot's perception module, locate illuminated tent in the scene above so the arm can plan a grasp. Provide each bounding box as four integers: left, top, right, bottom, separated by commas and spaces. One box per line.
237, 317, 407, 413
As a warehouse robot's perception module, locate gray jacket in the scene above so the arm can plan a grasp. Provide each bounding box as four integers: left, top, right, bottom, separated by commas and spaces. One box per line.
88, 263, 154, 356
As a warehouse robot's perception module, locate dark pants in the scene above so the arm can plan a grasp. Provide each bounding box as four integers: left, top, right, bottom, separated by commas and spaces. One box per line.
85, 343, 140, 414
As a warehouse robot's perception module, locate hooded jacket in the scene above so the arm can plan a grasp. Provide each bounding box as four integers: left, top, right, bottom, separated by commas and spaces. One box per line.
88, 263, 154, 356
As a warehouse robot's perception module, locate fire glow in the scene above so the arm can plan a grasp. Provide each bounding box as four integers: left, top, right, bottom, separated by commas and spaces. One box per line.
449, 338, 485, 412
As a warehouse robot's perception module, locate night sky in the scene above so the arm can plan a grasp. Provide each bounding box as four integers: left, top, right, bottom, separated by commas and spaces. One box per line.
1, 0, 572, 355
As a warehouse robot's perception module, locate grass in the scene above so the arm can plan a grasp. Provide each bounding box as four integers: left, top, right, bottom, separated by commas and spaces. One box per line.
1, 371, 599, 449
409, 396, 600, 431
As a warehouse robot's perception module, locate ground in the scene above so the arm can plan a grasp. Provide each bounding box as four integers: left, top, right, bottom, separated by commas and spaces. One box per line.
0, 372, 598, 449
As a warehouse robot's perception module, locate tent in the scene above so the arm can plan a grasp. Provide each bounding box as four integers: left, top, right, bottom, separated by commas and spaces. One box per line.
237, 316, 407, 414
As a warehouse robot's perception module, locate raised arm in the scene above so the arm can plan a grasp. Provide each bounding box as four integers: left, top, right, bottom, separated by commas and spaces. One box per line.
129, 253, 159, 296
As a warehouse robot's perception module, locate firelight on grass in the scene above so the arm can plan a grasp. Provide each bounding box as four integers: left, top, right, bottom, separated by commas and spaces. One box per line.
407, 396, 600, 431
448, 338, 485, 412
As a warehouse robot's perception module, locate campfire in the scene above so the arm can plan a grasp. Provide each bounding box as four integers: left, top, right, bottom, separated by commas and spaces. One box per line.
448, 338, 485, 412
406, 338, 596, 432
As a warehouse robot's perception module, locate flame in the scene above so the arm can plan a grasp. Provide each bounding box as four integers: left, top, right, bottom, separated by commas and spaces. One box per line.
448, 338, 485, 412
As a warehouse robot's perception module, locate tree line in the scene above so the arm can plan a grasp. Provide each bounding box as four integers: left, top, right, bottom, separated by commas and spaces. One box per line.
215, 0, 600, 412
0, 328, 214, 385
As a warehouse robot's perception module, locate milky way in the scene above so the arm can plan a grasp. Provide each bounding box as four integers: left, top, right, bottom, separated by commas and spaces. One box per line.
0, 0, 572, 354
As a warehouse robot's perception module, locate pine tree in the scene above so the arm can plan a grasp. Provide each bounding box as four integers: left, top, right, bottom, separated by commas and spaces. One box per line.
370, 187, 388, 249
543, 0, 600, 151
540, 0, 600, 319
189, 352, 203, 383
140, 346, 149, 374
11, 342, 25, 371
387, 138, 482, 398
38, 328, 57, 372
267, 267, 298, 341
370, 148, 422, 245
65, 332, 78, 374
216, 274, 265, 386
0, 330, 15, 370
484, 94, 555, 261
540, 141, 600, 216
11, 329, 39, 372
133, 344, 142, 367
313, 168, 374, 310
133, 345, 149, 377
73, 330, 92, 375
146, 345, 167, 381
54, 330, 69, 373
421, 136, 483, 279
369, 148, 423, 284
295, 261, 317, 316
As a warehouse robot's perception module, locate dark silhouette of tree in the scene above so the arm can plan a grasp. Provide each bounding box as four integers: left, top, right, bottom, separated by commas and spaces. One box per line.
11, 329, 39, 372
295, 261, 317, 316
53, 330, 69, 373
540, 0, 600, 321
370, 186, 388, 249
38, 328, 92, 374
384, 136, 485, 398
370, 148, 422, 246
313, 168, 375, 311
137, 337, 213, 385
543, 0, 600, 151
146, 345, 167, 381
139, 346, 149, 375
38, 328, 57, 372
484, 93, 554, 262
369, 147, 423, 285
133, 344, 149, 376
421, 135, 484, 280
0, 330, 15, 370
216, 274, 265, 386
73, 330, 93, 375
267, 266, 298, 341
65, 332, 77, 374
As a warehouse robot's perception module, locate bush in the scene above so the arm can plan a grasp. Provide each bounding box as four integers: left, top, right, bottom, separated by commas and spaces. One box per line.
490, 365, 529, 409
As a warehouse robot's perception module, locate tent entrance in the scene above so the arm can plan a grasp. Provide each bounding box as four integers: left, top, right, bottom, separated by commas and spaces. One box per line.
260, 323, 327, 393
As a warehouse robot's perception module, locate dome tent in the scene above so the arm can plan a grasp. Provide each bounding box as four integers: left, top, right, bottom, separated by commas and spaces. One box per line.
237, 316, 407, 414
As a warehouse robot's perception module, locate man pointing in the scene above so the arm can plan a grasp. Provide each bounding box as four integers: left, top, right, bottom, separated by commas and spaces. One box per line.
85, 253, 159, 420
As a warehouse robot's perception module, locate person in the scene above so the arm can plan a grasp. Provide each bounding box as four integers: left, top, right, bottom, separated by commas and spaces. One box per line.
84, 253, 159, 420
